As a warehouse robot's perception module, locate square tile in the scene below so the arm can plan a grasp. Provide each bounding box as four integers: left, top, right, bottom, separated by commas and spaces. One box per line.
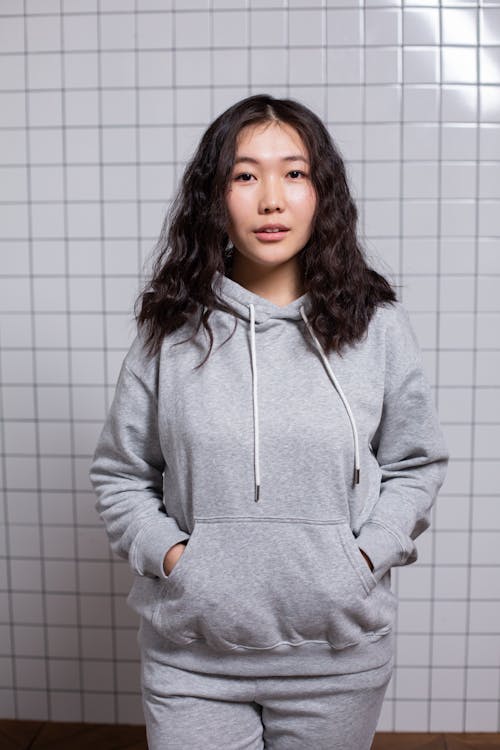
50, 691, 81, 722
137, 11, 173, 49
403, 47, 440, 84
470, 566, 500, 599
47, 625, 79, 661
365, 85, 400, 120
250, 10, 286, 46
396, 666, 431, 700
430, 700, 465, 731
139, 89, 175, 127
366, 8, 400, 45
431, 667, 465, 700
442, 47, 477, 84
367, 47, 400, 84
434, 564, 469, 601
432, 600, 468, 634
327, 8, 362, 45
0, 16, 25, 53
432, 634, 467, 667
213, 10, 248, 46
327, 47, 362, 83
49, 659, 81, 690
45, 593, 78, 626
64, 51, 98, 88
289, 48, 325, 85
174, 10, 210, 48
137, 50, 173, 87
465, 700, 499, 731
79, 594, 113, 627
100, 11, 135, 49
442, 8, 478, 45
442, 85, 477, 122
15, 658, 47, 690
396, 633, 430, 666
403, 7, 439, 45
289, 9, 323, 46
404, 85, 440, 122
82, 660, 115, 692
0, 128, 27, 163
251, 48, 288, 85
26, 14, 61, 52
101, 90, 136, 127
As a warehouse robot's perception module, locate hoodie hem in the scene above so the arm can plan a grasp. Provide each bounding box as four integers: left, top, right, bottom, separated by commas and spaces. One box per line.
138, 616, 394, 678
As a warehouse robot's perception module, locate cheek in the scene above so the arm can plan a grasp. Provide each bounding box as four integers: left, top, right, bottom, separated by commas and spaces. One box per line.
226, 192, 252, 224
289, 188, 317, 225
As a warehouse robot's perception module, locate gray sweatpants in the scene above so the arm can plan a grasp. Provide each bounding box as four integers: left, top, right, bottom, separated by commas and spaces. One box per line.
139, 625, 393, 749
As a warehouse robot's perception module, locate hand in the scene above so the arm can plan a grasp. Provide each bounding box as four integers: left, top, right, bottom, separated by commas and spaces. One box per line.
358, 546, 374, 573
163, 541, 188, 577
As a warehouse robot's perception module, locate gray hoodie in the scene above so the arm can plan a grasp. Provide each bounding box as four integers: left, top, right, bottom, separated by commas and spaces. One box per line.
89, 270, 449, 677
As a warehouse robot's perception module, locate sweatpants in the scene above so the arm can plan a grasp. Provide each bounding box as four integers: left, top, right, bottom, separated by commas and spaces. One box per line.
138, 622, 393, 750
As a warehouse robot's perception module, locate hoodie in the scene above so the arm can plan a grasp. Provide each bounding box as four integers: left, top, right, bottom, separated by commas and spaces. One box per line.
89, 269, 449, 677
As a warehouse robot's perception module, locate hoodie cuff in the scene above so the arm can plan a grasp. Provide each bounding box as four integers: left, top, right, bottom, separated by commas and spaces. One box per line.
355, 522, 406, 583
131, 520, 191, 580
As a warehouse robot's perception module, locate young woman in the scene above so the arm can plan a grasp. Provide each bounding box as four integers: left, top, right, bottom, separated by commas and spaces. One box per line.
90, 94, 449, 749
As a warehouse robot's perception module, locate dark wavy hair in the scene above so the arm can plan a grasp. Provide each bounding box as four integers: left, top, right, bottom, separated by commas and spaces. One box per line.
134, 93, 398, 366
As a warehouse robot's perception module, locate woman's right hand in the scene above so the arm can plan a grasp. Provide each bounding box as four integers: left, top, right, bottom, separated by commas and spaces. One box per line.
163, 541, 188, 577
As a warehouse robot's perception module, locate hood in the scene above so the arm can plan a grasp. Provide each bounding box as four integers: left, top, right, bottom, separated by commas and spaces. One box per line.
212, 268, 312, 324
212, 270, 361, 502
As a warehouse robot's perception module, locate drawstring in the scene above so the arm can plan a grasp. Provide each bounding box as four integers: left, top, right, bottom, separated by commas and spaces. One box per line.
247, 302, 361, 503
248, 304, 261, 502
299, 305, 361, 488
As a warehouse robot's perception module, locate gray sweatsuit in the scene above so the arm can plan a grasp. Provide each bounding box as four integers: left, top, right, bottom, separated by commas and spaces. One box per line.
89, 270, 449, 748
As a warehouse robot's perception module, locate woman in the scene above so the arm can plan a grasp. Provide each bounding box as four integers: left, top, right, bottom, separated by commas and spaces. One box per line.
89, 94, 449, 749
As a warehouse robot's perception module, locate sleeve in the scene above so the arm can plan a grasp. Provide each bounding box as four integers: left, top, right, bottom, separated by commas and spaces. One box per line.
88, 336, 191, 580
355, 302, 450, 583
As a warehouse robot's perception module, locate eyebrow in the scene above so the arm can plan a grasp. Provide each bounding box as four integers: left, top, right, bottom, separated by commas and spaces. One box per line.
233, 155, 309, 166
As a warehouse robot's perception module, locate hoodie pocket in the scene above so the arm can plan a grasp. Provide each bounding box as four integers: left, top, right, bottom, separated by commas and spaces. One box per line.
151, 518, 395, 652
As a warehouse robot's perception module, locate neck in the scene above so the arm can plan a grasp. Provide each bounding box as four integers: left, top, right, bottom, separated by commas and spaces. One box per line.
227, 255, 305, 308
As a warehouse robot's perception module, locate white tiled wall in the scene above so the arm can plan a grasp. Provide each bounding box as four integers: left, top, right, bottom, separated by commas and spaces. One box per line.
1, 0, 499, 732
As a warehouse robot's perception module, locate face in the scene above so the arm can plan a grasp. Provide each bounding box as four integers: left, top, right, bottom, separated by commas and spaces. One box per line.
225, 121, 317, 271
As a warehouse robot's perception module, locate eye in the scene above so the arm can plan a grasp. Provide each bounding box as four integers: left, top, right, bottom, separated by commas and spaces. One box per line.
234, 172, 254, 182
233, 170, 309, 181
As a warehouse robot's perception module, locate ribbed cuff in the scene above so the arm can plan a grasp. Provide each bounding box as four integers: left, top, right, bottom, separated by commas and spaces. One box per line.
355, 521, 405, 583
131, 520, 191, 580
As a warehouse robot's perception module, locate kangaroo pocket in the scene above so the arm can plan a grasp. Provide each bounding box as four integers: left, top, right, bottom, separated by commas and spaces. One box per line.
151, 518, 396, 652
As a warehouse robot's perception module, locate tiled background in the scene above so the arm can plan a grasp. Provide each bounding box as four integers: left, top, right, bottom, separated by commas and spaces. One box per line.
0, 0, 499, 733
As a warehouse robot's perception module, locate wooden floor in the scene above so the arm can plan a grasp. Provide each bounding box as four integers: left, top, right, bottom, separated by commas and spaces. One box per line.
0, 721, 499, 749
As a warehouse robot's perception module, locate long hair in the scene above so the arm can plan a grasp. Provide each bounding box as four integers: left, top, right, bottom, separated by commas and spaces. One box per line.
134, 93, 398, 366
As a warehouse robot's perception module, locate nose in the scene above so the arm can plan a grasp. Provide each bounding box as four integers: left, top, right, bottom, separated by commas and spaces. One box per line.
258, 176, 284, 214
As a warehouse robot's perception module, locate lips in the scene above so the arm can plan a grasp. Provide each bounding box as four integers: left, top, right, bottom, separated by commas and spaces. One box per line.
254, 224, 290, 233
254, 225, 290, 242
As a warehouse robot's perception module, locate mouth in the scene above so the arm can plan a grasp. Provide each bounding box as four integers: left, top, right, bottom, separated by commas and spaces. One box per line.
254, 224, 290, 242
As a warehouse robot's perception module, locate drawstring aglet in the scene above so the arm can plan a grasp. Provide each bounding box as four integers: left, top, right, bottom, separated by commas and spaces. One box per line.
354, 468, 360, 485
255, 485, 260, 502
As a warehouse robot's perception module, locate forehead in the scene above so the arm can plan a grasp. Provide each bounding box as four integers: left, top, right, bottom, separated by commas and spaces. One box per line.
234, 121, 308, 157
